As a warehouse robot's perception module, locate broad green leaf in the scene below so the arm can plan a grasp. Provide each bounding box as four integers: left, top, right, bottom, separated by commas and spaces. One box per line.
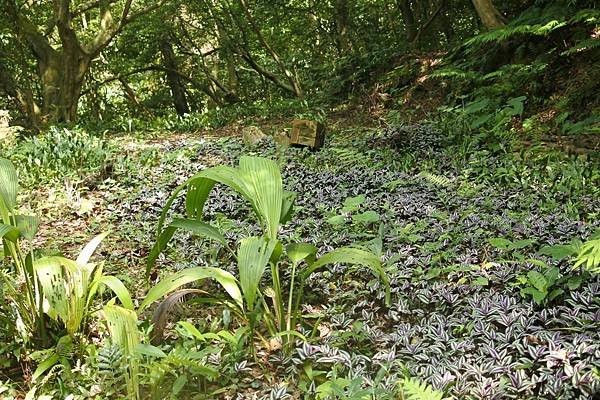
135, 343, 166, 358
304, 247, 391, 306
239, 156, 283, 239
0, 158, 18, 214
185, 178, 216, 220
148, 219, 226, 276
506, 96, 527, 116
103, 305, 140, 400
548, 288, 564, 302
172, 375, 188, 396
34, 256, 88, 334
170, 218, 226, 245
139, 267, 242, 312
238, 237, 277, 311
32, 354, 59, 382
89, 275, 134, 310
15, 215, 40, 242
286, 243, 317, 265
146, 226, 176, 277
0, 223, 20, 242
76, 232, 108, 266
280, 190, 296, 224
473, 277, 489, 286
352, 211, 380, 224
567, 275, 582, 290
488, 237, 512, 250
509, 239, 535, 250
341, 195, 365, 212
177, 321, 206, 341
544, 266, 560, 287
521, 287, 546, 305
526, 270, 548, 292
327, 215, 346, 225
470, 113, 493, 129
538, 244, 578, 260
464, 98, 490, 114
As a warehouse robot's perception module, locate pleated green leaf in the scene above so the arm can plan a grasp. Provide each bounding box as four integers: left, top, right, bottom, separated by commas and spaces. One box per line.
146, 219, 225, 276
103, 305, 140, 400
238, 236, 277, 311
280, 190, 296, 224
34, 256, 89, 334
139, 267, 243, 312
0, 158, 18, 214
303, 247, 391, 306
185, 178, 216, 220
239, 156, 282, 239
15, 215, 40, 242
76, 232, 108, 266
146, 226, 176, 277
286, 243, 317, 265
89, 275, 134, 310
170, 218, 226, 244
0, 223, 20, 242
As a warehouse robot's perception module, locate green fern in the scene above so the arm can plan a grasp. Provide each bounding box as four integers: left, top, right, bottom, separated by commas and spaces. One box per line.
574, 238, 600, 274
330, 147, 372, 168
399, 378, 445, 400
419, 172, 452, 187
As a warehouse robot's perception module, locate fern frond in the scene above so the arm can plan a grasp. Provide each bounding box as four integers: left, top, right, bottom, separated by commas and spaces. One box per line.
399, 377, 445, 400
561, 38, 600, 56
574, 238, 600, 273
419, 172, 452, 187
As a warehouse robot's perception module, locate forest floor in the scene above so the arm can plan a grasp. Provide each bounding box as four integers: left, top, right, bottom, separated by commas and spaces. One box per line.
14, 117, 600, 398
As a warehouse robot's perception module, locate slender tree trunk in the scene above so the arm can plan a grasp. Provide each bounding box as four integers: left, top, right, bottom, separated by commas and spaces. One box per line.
397, 0, 417, 42
215, 22, 239, 96
334, 0, 353, 53
159, 40, 190, 115
471, 0, 506, 29
237, 0, 303, 98
0, 52, 42, 129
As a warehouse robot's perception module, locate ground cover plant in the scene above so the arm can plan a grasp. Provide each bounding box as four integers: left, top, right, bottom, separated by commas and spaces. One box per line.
1, 114, 598, 398
1, 0, 599, 398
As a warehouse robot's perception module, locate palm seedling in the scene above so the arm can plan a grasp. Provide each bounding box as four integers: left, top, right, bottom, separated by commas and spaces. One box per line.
145, 156, 391, 349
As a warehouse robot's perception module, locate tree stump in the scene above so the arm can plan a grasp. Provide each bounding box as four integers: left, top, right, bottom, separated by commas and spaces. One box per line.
290, 119, 325, 149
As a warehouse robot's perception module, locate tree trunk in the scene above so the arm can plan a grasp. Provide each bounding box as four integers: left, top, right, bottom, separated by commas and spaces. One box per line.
334, 0, 353, 53
39, 48, 89, 123
397, 0, 417, 42
471, 0, 506, 29
4, 0, 164, 127
159, 40, 190, 115
238, 0, 303, 98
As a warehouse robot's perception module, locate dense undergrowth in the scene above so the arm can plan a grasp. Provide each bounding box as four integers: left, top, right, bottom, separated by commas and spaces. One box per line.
0, 104, 599, 399
0, 2, 599, 398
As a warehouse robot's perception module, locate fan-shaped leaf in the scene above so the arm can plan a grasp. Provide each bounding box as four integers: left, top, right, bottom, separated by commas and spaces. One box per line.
139, 267, 242, 312
0, 158, 18, 214
238, 237, 277, 311
303, 247, 391, 306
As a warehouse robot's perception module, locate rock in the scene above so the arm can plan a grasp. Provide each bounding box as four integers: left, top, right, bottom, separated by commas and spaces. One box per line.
0, 110, 15, 140
242, 126, 267, 145
290, 119, 325, 149
274, 131, 290, 147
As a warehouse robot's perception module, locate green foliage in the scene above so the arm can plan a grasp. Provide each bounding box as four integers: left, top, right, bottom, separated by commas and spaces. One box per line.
5, 127, 115, 186
574, 231, 600, 273
147, 156, 390, 349
398, 378, 446, 400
